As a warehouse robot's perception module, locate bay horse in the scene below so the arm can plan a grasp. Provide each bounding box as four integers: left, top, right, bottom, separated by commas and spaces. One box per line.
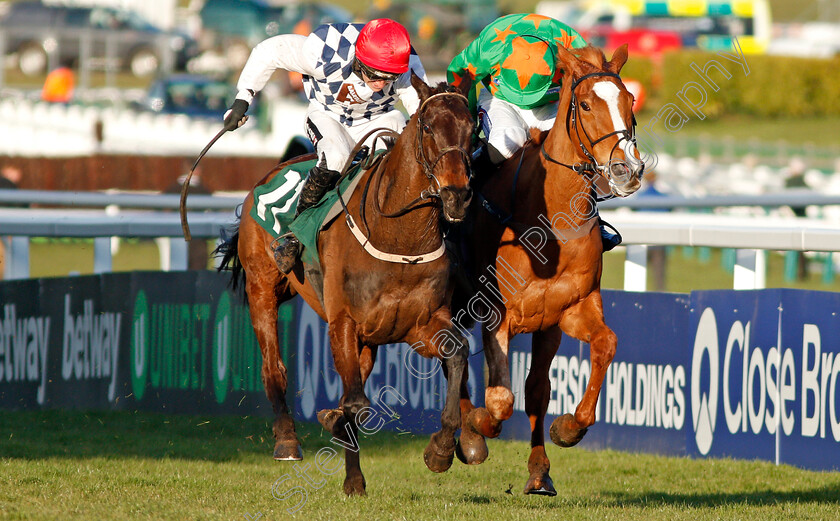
216, 74, 475, 496
455, 44, 644, 494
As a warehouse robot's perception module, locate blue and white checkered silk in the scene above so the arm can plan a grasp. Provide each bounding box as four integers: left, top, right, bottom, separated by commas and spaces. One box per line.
302, 23, 421, 127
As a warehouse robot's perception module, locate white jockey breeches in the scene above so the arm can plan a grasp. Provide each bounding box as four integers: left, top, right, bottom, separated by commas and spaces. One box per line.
304, 108, 407, 172
477, 89, 558, 160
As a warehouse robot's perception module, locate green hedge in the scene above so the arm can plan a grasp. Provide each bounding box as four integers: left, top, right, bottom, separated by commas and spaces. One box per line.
655, 51, 840, 118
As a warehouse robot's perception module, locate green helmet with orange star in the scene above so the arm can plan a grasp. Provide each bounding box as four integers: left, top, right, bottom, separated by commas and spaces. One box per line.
495, 35, 557, 108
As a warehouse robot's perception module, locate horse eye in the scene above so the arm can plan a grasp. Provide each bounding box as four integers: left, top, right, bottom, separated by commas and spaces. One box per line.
580, 101, 591, 111
423, 124, 432, 133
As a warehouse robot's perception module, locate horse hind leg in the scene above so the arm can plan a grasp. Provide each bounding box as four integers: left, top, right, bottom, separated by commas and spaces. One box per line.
523, 328, 562, 496
550, 296, 616, 448
245, 273, 302, 461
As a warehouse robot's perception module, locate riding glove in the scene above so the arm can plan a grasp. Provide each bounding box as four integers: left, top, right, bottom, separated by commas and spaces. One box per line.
223, 99, 249, 131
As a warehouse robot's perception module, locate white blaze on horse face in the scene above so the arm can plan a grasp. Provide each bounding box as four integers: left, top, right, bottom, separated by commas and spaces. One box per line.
592, 81, 641, 169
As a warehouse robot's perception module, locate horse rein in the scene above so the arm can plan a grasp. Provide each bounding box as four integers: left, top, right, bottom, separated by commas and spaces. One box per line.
373, 90, 472, 219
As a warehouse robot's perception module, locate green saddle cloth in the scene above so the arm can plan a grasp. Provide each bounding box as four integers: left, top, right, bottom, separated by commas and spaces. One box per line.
249, 153, 379, 266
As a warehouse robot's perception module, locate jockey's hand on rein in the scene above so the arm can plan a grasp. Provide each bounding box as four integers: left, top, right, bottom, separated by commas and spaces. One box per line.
223, 99, 249, 132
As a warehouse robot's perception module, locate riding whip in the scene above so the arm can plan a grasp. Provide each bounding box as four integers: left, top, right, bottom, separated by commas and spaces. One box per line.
180, 127, 226, 241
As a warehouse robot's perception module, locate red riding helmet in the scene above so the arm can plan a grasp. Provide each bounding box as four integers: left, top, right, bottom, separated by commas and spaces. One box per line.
355, 19, 411, 74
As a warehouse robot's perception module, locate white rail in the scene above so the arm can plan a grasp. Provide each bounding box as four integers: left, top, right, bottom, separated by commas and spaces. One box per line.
602, 211, 840, 291
2, 205, 839, 289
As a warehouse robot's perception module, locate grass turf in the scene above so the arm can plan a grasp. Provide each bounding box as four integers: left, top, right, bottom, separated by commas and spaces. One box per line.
1, 409, 839, 520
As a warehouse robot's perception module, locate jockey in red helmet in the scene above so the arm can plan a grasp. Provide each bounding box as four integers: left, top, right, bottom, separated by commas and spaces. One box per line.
223, 18, 427, 273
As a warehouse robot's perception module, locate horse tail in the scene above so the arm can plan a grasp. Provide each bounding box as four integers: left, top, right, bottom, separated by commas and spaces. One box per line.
213, 221, 247, 297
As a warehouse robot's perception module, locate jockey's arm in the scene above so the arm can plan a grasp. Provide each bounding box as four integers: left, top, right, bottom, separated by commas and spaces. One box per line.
393, 54, 429, 116
234, 34, 316, 104
446, 30, 499, 113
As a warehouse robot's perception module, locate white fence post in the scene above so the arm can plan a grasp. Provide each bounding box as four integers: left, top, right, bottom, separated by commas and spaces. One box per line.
3, 237, 30, 280
734, 249, 766, 290
624, 245, 648, 292
93, 237, 113, 274
169, 239, 188, 271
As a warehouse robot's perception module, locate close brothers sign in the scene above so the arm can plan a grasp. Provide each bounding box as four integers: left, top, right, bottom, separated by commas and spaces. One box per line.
0, 273, 837, 471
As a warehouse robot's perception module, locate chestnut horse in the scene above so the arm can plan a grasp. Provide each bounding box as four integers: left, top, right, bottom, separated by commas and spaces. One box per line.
455, 44, 644, 494
215, 75, 475, 496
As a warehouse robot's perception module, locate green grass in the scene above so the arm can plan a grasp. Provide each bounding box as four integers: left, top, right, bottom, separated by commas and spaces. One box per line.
636, 112, 840, 149
1, 409, 838, 520
601, 246, 840, 293
26, 238, 215, 278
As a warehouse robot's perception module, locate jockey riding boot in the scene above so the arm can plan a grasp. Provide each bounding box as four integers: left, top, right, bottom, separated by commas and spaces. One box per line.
599, 217, 623, 252
273, 162, 340, 273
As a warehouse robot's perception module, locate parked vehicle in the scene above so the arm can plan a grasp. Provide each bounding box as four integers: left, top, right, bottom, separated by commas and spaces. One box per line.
198, 0, 351, 70
368, 0, 499, 70
0, 1, 199, 77
537, 0, 772, 56
134, 73, 235, 119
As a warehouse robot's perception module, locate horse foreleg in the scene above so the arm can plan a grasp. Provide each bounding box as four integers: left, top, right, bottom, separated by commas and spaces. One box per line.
523, 328, 562, 496
245, 274, 301, 461
359, 344, 378, 387
323, 312, 368, 496
411, 315, 468, 473
550, 294, 616, 447
453, 365, 488, 465
465, 327, 513, 439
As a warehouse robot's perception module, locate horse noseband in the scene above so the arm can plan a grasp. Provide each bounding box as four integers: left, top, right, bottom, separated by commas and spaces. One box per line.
414, 92, 472, 198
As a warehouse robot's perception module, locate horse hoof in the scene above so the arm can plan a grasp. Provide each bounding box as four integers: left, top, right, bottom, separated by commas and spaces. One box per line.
423, 440, 454, 473
455, 430, 488, 465
343, 475, 366, 496
467, 407, 503, 439
317, 409, 344, 433
549, 413, 588, 448
273, 439, 303, 461
524, 473, 557, 496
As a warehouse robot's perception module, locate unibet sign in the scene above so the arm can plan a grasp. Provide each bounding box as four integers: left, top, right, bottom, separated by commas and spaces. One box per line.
212, 291, 265, 404
130, 290, 211, 400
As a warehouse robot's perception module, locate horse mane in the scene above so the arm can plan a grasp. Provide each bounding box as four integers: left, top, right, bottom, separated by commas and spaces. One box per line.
529, 128, 549, 145
432, 81, 464, 94
570, 45, 608, 72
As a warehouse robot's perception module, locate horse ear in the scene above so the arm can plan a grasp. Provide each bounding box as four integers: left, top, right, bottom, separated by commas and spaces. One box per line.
454, 75, 472, 98
608, 44, 629, 74
556, 44, 580, 81
411, 71, 431, 102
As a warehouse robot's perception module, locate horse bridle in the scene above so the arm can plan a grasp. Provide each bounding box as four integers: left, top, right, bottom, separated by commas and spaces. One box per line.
372, 91, 472, 218
339, 91, 472, 264
541, 71, 640, 180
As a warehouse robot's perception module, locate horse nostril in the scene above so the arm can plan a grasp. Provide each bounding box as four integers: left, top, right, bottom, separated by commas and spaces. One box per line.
609, 161, 630, 178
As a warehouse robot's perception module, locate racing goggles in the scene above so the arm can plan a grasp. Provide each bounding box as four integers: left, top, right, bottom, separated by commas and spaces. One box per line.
356, 59, 401, 82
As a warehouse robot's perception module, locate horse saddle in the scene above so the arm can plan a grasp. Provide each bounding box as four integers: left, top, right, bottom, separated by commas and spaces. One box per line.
249, 151, 385, 267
